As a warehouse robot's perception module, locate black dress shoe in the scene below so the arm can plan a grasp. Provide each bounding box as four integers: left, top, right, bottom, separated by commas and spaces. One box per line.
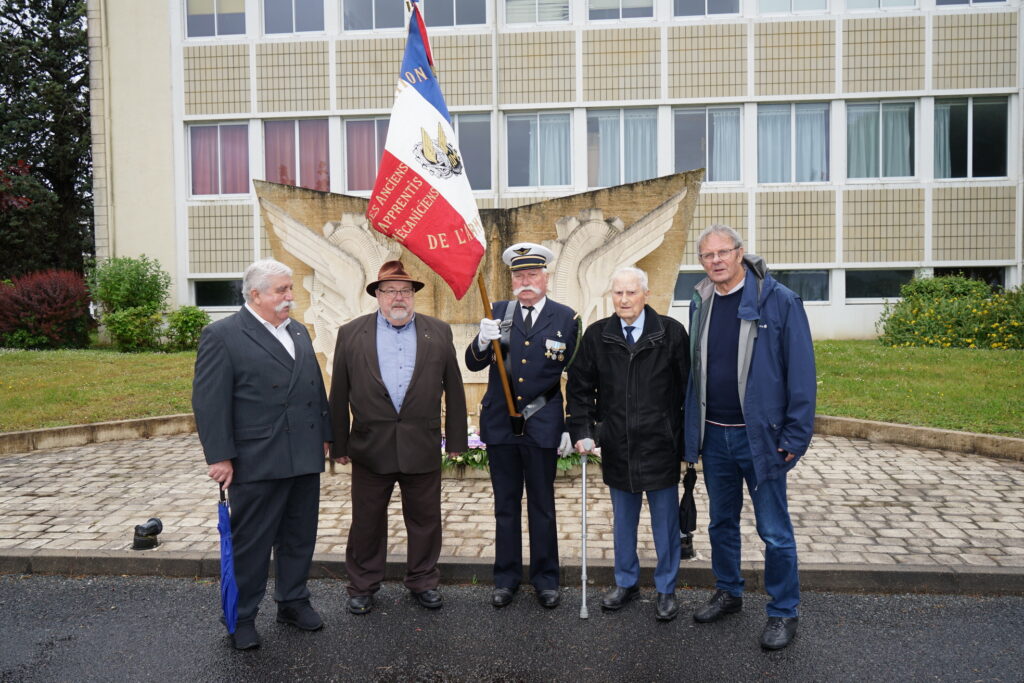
601, 584, 639, 611
230, 621, 260, 650
277, 602, 324, 631
693, 589, 743, 623
655, 593, 679, 621
760, 616, 798, 650
491, 587, 516, 608
536, 589, 560, 609
412, 588, 443, 609
348, 594, 373, 615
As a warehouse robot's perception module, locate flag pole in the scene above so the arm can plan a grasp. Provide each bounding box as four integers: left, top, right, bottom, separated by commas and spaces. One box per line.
476, 272, 521, 419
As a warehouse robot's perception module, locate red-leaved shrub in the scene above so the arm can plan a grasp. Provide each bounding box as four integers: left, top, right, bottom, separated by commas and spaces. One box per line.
0, 269, 92, 349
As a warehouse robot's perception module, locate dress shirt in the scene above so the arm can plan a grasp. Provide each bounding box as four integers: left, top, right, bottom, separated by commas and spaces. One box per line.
521, 296, 547, 322
376, 312, 417, 413
245, 303, 294, 359
620, 308, 646, 344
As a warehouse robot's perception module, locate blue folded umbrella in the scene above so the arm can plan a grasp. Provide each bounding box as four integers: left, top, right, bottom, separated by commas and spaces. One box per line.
218, 487, 239, 634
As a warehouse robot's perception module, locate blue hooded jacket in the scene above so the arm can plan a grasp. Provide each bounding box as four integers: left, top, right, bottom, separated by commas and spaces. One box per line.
683, 254, 816, 486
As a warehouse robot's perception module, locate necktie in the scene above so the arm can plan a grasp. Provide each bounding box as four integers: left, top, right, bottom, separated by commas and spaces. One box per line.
625, 325, 636, 346
523, 306, 534, 335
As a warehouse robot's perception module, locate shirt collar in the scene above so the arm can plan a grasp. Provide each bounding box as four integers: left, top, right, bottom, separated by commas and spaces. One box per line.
716, 279, 746, 296
520, 296, 547, 317
620, 308, 646, 334
377, 310, 416, 331
245, 303, 290, 331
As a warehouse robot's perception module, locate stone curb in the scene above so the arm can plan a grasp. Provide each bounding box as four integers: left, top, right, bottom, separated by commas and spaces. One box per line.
2, 549, 1023, 597
4, 412, 1023, 462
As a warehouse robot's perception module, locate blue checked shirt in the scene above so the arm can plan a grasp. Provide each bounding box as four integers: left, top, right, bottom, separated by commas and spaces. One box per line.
376, 312, 417, 413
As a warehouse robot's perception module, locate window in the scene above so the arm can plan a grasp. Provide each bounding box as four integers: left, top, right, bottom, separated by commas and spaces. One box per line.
186, 0, 245, 37
506, 0, 570, 23
936, 0, 1003, 5
847, 0, 914, 8
195, 280, 244, 307
933, 267, 1004, 288
759, 0, 826, 12
345, 119, 388, 191
674, 107, 741, 182
587, 109, 657, 188
847, 102, 914, 178
454, 114, 491, 191
344, 0, 403, 30
190, 124, 249, 195
772, 270, 830, 301
934, 97, 1008, 179
757, 103, 830, 183
673, 272, 706, 300
425, 0, 486, 26
590, 0, 653, 20
507, 113, 571, 188
264, 119, 329, 191
845, 269, 913, 299
674, 0, 739, 15
264, 0, 323, 33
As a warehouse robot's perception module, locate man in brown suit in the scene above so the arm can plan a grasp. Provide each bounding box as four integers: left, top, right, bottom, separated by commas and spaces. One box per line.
329, 261, 467, 614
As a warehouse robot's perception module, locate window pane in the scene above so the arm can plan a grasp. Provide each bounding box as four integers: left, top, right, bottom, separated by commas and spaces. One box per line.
187, 0, 216, 37
847, 103, 879, 178
265, 120, 296, 185
375, 0, 405, 27
935, 0, 967, 5
758, 104, 790, 183
881, 0, 915, 7
295, 0, 324, 31
218, 0, 246, 34
708, 0, 739, 12
708, 108, 740, 181
760, 0, 790, 11
456, 0, 487, 24
346, 120, 378, 191
588, 110, 620, 187
426, 0, 455, 26
792, 0, 826, 9
344, 0, 372, 29
673, 272, 706, 300
298, 119, 330, 191
539, 113, 570, 185
846, 0, 878, 8
457, 114, 491, 191
934, 99, 967, 178
537, 0, 570, 21
219, 124, 250, 194
795, 103, 829, 182
507, 116, 536, 187
933, 267, 1004, 288
881, 102, 913, 177
622, 0, 654, 18
623, 109, 656, 183
845, 270, 913, 299
506, 0, 535, 22
674, 109, 706, 174
772, 270, 829, 301
195, 280, 244, 306
264, 0, 292, 33
590, 0, 619, 20
190, 126, 220, 195
675, 0, 705, 15
972, 98, 1007, 177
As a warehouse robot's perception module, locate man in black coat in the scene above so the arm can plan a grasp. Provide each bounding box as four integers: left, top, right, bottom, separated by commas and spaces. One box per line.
193, 259, 332, 650
567, 266, 690, 621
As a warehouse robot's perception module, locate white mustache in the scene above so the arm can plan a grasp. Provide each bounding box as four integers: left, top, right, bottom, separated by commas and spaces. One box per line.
275, 301, 293, 313
513, 285, 543, 296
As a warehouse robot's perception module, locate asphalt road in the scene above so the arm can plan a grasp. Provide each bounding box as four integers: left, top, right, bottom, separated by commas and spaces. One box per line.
1, 575, 1022, 682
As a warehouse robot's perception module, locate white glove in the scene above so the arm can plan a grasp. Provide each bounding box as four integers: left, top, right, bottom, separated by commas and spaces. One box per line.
477, 318, 501, 351
575, 438, 596, 454
558, 432, 572, 457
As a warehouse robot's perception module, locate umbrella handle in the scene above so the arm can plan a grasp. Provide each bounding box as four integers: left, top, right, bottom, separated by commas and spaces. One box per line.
219, 484, 226, 503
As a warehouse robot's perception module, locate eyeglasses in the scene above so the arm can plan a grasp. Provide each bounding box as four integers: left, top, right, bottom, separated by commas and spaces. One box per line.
378, 288, 415, 298
698, 247, 740, 263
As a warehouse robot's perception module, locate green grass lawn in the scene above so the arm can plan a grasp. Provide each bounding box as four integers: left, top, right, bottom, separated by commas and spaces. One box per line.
1, 341, 1022, 437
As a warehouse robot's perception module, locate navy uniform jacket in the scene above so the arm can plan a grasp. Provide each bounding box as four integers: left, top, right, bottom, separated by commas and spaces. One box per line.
465, 298, 578, 449
192, 307, 332, 484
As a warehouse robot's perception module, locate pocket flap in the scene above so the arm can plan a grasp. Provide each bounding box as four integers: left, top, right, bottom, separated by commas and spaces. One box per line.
234, 424, 273, 441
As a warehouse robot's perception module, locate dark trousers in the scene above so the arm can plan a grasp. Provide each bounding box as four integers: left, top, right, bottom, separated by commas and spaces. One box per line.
228, 473, 320, 623
488, 443, 559, 591
346, 462, 442, 596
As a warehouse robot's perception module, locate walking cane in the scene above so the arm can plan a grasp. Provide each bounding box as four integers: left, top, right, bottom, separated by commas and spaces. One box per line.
580, 451, 589, 620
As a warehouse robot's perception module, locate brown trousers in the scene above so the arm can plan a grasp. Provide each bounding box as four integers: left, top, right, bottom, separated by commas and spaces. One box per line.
346, 462, 442, 596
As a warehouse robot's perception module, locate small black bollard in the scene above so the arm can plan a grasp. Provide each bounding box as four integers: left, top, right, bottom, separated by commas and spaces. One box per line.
132, 517, 163, 550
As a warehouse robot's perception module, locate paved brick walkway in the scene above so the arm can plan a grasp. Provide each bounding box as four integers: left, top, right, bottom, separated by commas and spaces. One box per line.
2, 433, 1023, 572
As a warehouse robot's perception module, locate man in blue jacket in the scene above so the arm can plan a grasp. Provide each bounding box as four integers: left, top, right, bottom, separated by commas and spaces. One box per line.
684, 224, 816, 651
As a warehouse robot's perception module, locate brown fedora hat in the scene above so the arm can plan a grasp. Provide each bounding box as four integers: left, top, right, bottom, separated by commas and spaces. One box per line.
366, 260, 425, 296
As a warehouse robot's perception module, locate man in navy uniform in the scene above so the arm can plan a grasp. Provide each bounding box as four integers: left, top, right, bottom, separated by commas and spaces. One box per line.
465, 243, 579, 609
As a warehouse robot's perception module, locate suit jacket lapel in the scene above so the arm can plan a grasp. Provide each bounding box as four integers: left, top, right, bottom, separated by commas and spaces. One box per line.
361, 314, 387, 393
403, 316, 430, 409
529, 302, 555, 339
285, 320, 306, 394
239, 307, 294, 371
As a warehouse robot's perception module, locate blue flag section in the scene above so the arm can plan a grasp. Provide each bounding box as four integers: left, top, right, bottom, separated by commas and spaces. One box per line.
400, 0, 450, 122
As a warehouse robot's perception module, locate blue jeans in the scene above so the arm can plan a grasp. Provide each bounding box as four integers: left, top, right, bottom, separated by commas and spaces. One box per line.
702, 422, 799, 617
609, 485, 680, 594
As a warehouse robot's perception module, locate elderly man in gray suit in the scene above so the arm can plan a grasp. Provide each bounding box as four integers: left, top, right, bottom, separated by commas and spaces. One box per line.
193, 259, 332, 650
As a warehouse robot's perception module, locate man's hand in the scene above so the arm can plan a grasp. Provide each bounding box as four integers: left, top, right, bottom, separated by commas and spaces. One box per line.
575, 438, 596, 454
477, 318, 501, 350
778, 448, 796, 463
329, 442, 350, 465
208, 460, 234, 490
558, 432, 572, 457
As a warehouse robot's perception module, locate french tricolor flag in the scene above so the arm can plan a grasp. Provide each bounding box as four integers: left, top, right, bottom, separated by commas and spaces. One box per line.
365, 0, 485, 300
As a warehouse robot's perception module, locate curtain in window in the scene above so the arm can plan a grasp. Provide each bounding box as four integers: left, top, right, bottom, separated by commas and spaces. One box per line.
539, 114, 570, 186
623, 109, 656, 184
847, 103, 879, 178
882, 103, 912, 177
757, 105, 790, 183
588, 111, 620, 187
265, 120, 296, 186
795, 103, 828, 182
709, 108, 740, 181
219, 124, 249, 194
190, 126, 219, 195
506, 0, 534, 22
934, 102, 951, 179
622, 0, 654, 18
538, 0, 570, 21
298, 119, 329, 191
346, 120, 378, 191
